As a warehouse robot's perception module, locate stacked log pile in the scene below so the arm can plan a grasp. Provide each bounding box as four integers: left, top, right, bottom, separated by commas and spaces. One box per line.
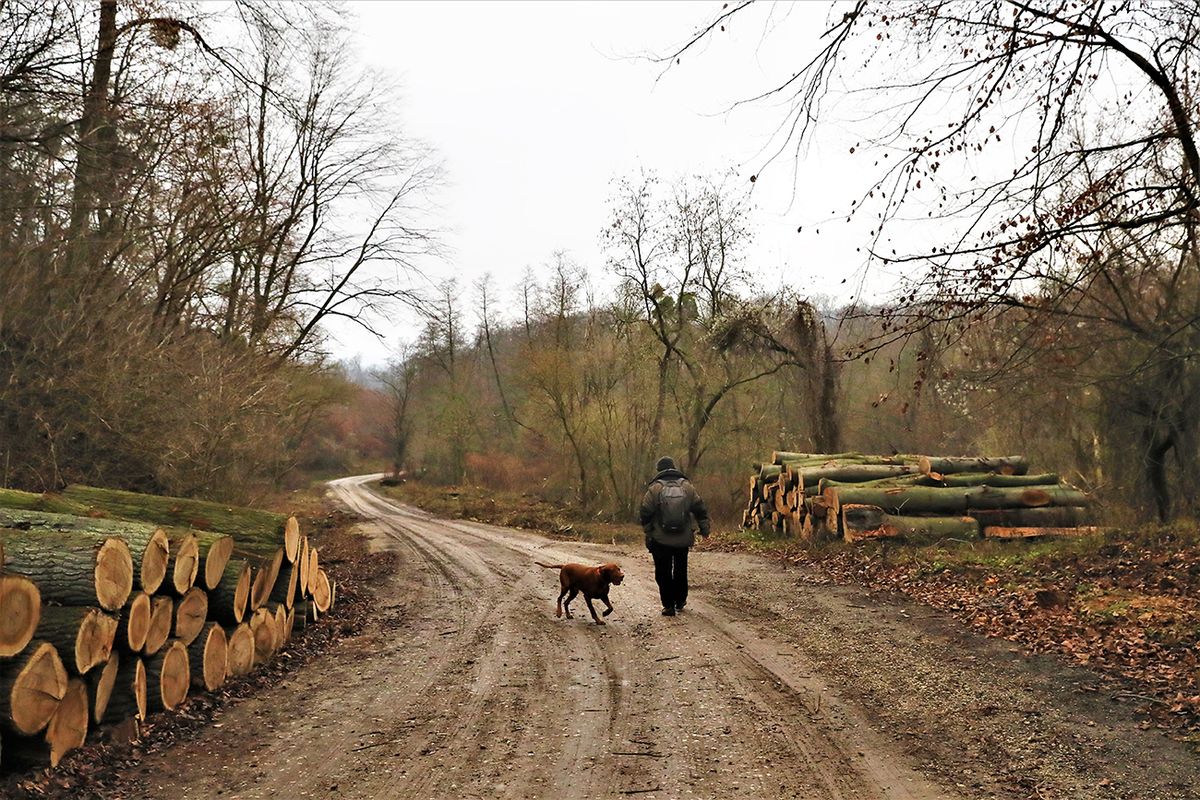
742, 452, 1097, 542
0, 486, 337, 770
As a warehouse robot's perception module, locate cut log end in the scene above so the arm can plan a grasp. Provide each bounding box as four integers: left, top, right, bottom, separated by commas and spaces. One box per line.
203, 535, 234, 591
89, 652, 119, 724
73, 608, 118, 674
141, 528, 170, 594
170, 534, 200, 594
94, 537, 134, 611
174, 587, 209, 646
0, 574, 41, 657
249, 608, 275, 665
189, 624, 227, 692
46, 678, 88, 767
143, 596, 174, 656
148, 641, 189, 712
3, 641, 68, 735
312, 569, 332, 614
284, 515, 301, 563
225, 624, 254, 677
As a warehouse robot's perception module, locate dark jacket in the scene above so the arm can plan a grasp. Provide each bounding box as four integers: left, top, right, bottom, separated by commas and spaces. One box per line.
639, 468, 711, 549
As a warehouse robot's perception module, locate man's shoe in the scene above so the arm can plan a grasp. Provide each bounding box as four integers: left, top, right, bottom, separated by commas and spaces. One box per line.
676, 601, 686, 611
674, 605, 685, 613
662, 607, 676, 616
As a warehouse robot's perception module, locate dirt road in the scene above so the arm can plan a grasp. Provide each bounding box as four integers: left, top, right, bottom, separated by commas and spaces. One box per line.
125, 475, 1199, 800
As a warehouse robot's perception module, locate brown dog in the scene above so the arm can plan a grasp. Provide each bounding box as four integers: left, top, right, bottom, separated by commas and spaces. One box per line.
536, 561, 624, 624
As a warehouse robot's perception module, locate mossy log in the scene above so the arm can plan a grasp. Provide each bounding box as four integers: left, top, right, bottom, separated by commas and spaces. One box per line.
0, 508, 169, 595
61, 484, 290, 539
0, 574, 40, 657
165, 531, 199, 595
116, 592, 151, 652
840, 504, 980, 543
0, 528, 132, 611
87, 652, 119, 724
0, 489, 90, 516
101, 656, 146, 724
917, 455, 1029, 476
824, 485, 1091, 517
0, 641, 67, 734
145, 640, 189, 713
33, 607, 118, 675
210, 559, 250, 625
174, 587, 208, 646
224, 624, 254, 678
194, 532, 234, 591
188, 623, 227, 692
143, 596, 174, 657
968, 506, 1092, 527
791, 463, 920, 490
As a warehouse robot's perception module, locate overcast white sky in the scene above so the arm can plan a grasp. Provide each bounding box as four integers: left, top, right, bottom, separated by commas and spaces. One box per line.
326, 1, 887, 365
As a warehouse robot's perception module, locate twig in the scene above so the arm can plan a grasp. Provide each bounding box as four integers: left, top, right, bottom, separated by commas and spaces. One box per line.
612, 751, 665, 758
1113, 692, 1168, 706
350, 740, 395, 752
620, 786, 662, 795
654, 655, 680, 662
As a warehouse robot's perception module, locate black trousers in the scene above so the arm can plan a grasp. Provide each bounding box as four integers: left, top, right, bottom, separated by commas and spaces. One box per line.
650, 544, 689, 609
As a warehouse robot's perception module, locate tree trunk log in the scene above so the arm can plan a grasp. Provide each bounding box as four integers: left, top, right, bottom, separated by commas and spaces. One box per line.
840, 504, 980, 543
142, 596, 173, 657
187, 623, 227, 692
224, 624, 254, 678
968, 507, 1092, 527
296, 536, 310, 597
248, 608, 275, 666
983, 526, 1106, 539
917, 455, 1029, 476
195, 532, 234, 591
306, 547, 320, 599
0, 641, 67, 734
270, 562, 299, 609
247, 547, 284, 612
0, 529, 132, 611
173, 587, 208, 646
45, 677, 87, 767
34, 606, 117, 675
116, 592, 151, 652
87, 652, 119, 724
100, 656, 145, 724
824, 485, 1090, 516
211, 559, 250, 625
145, 640, 189, 713
165, 532, 199, 595
0, 574, 40, 657
312, 569, 332, 614
0, 509, 169, 595
794, 464, 921, 490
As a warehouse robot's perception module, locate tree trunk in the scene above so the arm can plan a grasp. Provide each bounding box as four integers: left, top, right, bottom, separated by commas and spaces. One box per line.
0, 509, 169, 594
794, 464, 920, 490
195, 532, 234, 592
840, 504, 979, 543
165, 532, 199, 595
312, 569, 333, 614
246, 547, 284, 612
983, 525, 1105, 539
306, 547, 320, 599
968, 507, 1092, 527
116, 592, 151, 652
918, 455, 1029, 476
224, 624, 254, 678
145, 640, 189, 713
211, 559, 250, 625
142, 596, 174, 657
248, 608, 275, 666
0, 574, 41, 656
0, 529, 132, 611
100, 656, 145, 724
270, 562, 299, 609
187, 623, 227, 692
33, 606, 117, 675
824, 485, 1090, 516
173, 587, 208, 646
44, 677, 88, 767
87, 652, 119, 724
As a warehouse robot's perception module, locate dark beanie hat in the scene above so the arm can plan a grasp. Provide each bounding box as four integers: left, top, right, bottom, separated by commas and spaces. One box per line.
656, 456, 676, 472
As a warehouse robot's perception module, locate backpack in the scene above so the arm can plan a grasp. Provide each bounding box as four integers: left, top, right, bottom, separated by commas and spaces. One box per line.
657, 479, 691, 535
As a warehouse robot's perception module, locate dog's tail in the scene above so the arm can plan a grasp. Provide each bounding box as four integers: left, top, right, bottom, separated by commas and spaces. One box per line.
534, 561, 563, 570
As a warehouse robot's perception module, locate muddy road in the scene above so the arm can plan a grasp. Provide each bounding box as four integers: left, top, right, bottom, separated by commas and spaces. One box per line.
125, 475, 1198, 800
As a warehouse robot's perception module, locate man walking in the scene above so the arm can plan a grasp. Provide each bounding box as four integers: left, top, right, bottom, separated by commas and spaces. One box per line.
639, 456, 710, 616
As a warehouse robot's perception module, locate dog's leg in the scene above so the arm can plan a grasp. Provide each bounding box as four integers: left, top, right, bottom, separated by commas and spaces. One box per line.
563, 588, 578, 619
556, 587, 568, 618
584, 596, 604, 625
601, 595, 614, 617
